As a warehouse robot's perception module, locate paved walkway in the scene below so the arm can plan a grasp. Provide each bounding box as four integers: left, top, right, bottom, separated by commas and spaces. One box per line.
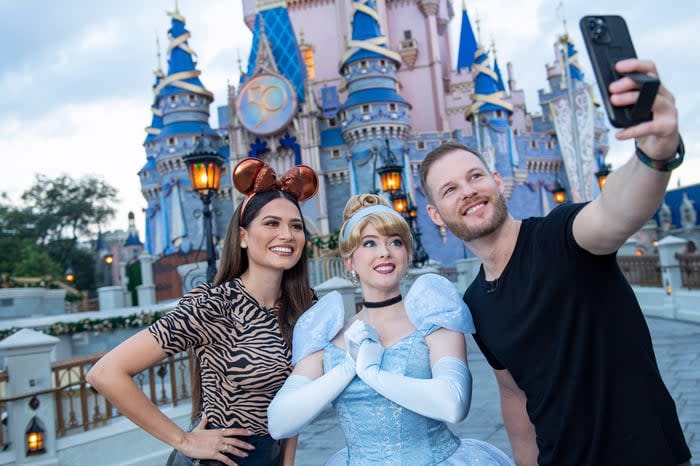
294, 316, 700, 465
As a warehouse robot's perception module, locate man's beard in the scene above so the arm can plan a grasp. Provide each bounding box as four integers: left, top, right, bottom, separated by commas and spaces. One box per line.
442, 193, 508, 242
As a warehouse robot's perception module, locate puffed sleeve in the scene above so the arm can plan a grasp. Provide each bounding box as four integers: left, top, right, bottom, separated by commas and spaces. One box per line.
291, 291, 345, 365
404, 273, 475, 335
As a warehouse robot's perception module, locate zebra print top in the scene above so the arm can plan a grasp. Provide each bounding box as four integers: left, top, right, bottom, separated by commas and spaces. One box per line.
149, 278, 291, 434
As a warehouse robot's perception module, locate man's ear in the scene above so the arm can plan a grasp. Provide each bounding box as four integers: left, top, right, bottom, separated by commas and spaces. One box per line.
426, 204, 445, 227
493, 171, 506, 195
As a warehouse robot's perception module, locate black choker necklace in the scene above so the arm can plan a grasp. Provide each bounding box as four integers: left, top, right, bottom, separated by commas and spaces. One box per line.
363, 294, 402, 308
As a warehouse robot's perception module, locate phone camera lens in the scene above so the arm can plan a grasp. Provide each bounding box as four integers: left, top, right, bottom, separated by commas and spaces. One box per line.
588, 17, 607, 39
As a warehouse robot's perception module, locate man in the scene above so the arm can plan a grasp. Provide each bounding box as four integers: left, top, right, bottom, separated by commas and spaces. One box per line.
421, 58, 691, 466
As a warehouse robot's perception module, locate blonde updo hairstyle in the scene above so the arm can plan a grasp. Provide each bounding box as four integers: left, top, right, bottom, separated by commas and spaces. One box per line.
339, 194, 413, 262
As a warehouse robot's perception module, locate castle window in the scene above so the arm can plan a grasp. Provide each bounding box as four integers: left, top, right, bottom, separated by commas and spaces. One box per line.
417, 141, 426, 150
530, 140, 537, 149
189, 94, 196, 103
340, 111, 346, 121
496, 110, 503, 118
389, 103, 397, 112
328, 117, 337, 128
169, 95, 176, 104
362, 104, 371, 114
380, 59, 387, 68
301, 43, 315, 81
330, 149, 341, 159
546, 140, 554, 150
168, 137, 176, 146
513, 128, 520, 136
404, 30, 412, 40
360, 60, 368, 69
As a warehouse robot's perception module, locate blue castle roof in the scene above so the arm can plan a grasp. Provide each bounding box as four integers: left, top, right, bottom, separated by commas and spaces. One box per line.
246, 7, 306, 103
656, 183, 700, 229
144, 70, 164, 144
565, 40, 584, 82
456, 3, 477, 71
471, 47, 513, 114
158, 121, 219, 138
157, 10, 212, 99
341, 0, 400, 69
340, 88, 409, 111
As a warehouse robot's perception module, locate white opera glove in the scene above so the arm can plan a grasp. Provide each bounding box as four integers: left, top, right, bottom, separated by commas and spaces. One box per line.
356, 338, 472, 424
267, 353, 356, 439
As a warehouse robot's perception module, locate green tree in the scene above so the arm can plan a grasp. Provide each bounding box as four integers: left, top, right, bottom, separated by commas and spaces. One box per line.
0, 175, 119, 293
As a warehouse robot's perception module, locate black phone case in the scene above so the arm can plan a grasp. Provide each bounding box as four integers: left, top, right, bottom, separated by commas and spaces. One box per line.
579, 15, 649, 128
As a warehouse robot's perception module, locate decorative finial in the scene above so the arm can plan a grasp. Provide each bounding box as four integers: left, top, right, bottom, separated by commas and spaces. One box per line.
237, 49, 244, 73
556, 1, 568, 41
462, 0, 467, 11
155, 34, 162, 71
490, 36, 497, 58
299, 29, 305, 46
475, 11, 482, 45
174, 0, 180, 14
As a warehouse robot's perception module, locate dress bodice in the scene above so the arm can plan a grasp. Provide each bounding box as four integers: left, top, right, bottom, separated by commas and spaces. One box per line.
323, 331, 459, 465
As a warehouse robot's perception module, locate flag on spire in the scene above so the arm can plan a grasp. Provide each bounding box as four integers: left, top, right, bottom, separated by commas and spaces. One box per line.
566, 40, 584, 81
457, 2, 477, 71
494, 58, 506, 92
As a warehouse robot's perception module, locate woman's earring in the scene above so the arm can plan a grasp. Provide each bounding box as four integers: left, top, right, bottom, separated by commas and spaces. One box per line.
344, 269, 359, 285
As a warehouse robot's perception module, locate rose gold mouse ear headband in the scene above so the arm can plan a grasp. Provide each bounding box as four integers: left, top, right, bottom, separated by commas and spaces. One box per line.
232, 158, 319, 219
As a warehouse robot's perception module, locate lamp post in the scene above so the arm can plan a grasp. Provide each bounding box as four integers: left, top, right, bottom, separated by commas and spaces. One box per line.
404, 196, 429, 268
550, 178, 568, 205
595, 164, 611, 190
373, 139, 429, 268
183, 136, 225, 283
371, 138, 403, 195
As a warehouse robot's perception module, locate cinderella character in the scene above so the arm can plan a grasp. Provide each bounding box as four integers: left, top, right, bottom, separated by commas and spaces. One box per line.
268, 194, 513, 465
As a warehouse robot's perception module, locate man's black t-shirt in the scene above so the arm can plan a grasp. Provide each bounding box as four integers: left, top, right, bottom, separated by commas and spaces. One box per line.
464, 203, 690, 466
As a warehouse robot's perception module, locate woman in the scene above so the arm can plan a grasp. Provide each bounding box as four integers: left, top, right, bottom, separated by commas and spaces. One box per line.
267, 194, 513, 465
87, 159, 318, 466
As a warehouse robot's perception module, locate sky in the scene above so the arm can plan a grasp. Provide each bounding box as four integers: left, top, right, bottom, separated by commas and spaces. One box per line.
0, 0, 697, 234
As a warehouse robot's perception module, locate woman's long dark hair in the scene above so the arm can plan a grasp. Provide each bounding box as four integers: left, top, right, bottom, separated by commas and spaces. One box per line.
191, 189, 314, 420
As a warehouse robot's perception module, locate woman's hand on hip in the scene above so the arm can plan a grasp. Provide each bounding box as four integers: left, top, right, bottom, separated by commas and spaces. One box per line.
177, 413, 255, 466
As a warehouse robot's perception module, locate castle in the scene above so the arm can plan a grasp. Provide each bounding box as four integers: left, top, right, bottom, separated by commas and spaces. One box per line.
138, 0, 610, 298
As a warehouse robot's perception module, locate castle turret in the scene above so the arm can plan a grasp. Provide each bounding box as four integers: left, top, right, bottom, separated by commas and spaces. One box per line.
138, 6, 231, 260
339, 0, 411, 197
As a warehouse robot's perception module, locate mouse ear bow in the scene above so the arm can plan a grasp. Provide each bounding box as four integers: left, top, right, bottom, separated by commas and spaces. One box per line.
232, 158, 319, 202
278, 165, 319, 202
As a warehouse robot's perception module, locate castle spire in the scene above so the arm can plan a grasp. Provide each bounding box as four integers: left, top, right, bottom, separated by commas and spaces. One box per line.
245, 1, 305, 101
143, 37, 165, 145
154, 7, 213, 99
469, 45, 513, 115
340, 0, 401, 69
456, 1, 477, 71
491, 39, 506, 93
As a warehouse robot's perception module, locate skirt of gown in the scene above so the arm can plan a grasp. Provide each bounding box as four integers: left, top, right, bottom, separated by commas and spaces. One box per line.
324, 438, 514, 466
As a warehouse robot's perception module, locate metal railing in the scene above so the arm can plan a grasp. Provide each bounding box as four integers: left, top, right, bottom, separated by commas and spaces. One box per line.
0, 351, 193, 444
309, 256, 345, 288
677, 253, 700, 289
617, 255, 662, 287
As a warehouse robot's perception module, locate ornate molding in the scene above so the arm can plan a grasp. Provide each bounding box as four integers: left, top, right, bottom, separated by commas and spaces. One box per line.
418, 0, 439, 16
526, 158, 562, 173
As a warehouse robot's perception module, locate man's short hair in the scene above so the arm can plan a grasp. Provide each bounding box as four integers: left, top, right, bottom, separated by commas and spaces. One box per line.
419, 142, 488, 203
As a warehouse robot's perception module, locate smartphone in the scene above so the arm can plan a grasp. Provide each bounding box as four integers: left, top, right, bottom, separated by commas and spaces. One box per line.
579, 15, 658, 128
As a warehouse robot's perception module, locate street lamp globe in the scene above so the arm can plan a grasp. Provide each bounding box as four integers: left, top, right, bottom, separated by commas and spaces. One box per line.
183, 136, 225, 197
551, 179, 568, 205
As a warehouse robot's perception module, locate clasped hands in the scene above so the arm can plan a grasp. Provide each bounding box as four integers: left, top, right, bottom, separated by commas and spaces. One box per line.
343, 319, 384, 380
